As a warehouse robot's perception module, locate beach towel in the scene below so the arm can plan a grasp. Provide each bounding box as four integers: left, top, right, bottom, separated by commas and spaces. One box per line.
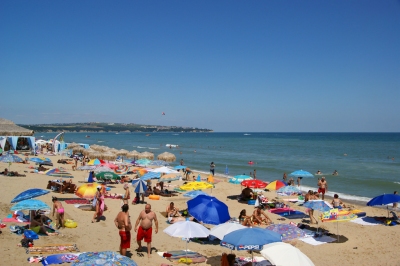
298, 235, 336, 245
235, 256, 273, 266
26, 244, 79, 254
40, 253, 81, 265
350, 217, 382, 226
64, 199, 89, 204
2, 217, 30, 224
157, 250, 207, 264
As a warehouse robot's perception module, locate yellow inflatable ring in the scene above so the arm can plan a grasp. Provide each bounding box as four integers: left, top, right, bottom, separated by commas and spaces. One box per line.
149, 195, 160, 200
64, 219, 78, 228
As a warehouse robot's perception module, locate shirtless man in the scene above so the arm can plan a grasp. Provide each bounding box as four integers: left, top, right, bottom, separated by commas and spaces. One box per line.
252, 206, 273, 225
166, 202, 181, 218
134, 204, 158, 258
318, 177, 328, 200
114, 204, 132, 256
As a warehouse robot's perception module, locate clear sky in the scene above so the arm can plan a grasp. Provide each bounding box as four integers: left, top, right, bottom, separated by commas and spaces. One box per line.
1, 1, 399, 132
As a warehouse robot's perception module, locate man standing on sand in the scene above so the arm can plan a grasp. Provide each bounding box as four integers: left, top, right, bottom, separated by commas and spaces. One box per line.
318, 177, 328, 200
114, 204, 132, 256
134, 204, 158, 258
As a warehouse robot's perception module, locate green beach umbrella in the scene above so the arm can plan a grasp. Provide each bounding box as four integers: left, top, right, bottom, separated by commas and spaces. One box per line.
95, 171, 121, 180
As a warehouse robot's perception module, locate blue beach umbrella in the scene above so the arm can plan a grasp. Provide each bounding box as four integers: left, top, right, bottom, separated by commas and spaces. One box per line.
11, 199, 50, 211
149, 160, 169, 166
221, 227, 281, 251
29, 158, 46, 163
140, 172, 161, 181
183, 190, 209, 198
277, 186, 302, 196
289, 170, 314, 178
0, 153, 23, 163
11, 188, 50, 203
131, 179, 148, 194
187, 195, 230, 225
367, 194, 400, 217
174, 165, 187, 170
229, 175, 252, 184
135, 159, 152, 166
303, 200, 331, 212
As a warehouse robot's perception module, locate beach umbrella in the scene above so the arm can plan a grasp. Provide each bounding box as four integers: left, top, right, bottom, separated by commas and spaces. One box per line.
95, 171, 120, 180
77, 165, 97, 171
87, 159, 101, 165
180, 181, 213, 191
277, 185, 302, 196
72, 251, 138, 266
229, 175, 252, 184
303, 200, 332, 213
75, 183, 99, 199
140, 172, 161, 181
320, 208, 357, 242
210, 222, 246, 240
11, 199, 50, 211
45, 168, 74, 178
29, 157, 47, 163
151, 166, 178, 174
174, 165, 187, 170
126, 150, 140, 159
0, 153, 23, 163
157, 152, 176, 162
116, 149, 129, 156
159, 173, 180, 182
66, 142, 80, 149
183, 190, 209, 198
240, 179, 268, 189
187, 195, 230, 225
93, 166, 113, 173
131, 179, 148, 194
135, 159, 152, 166
114, 165, 129, 175
101, 152, 117, 161
138, 151, 154, 160
367, 194, 400, 217
164, 220, 210, 262
265, 224, 306, 242
149, 160, 169, 166
221, 227, 281, 262
266, 180, 286, 191
261, 242, 315, 266
289, 170, 314, 178
11, 188, 50, 203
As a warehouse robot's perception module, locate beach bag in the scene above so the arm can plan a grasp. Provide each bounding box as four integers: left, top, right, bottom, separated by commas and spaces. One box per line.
254, 198, 260, 207
132, 196, 139, 204
92, 198, 97, 208
21, 238, 34, 248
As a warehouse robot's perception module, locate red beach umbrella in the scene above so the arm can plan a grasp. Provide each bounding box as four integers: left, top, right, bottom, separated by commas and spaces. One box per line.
240, 179, 268, 189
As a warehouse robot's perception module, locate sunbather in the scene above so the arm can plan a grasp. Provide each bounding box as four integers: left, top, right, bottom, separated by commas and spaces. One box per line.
238, 209, 252, 226
30, 215, 58, 236
252, 206, 273, 225
153, 187, 172, 197
166, 202, 181, 218
168, 216, 194, 223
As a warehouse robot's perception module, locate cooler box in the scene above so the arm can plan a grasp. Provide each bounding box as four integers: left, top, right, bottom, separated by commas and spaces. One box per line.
248, 200, 256, 205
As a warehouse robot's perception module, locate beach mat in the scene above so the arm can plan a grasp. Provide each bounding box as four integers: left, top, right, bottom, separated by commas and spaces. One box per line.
298, 235, 336, 245
235, 256, 273, 266
26, 244, 79, 255
350, 216, 382, 226
64, 199, 89, 204
276, 211, 308, 219
2, 217, 30, 224
160, 250, 207, 263
76, 205, 93, 211
41, 253, 80, 265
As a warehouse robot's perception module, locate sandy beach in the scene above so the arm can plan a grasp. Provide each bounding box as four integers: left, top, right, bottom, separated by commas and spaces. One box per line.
0, 154, 399, 266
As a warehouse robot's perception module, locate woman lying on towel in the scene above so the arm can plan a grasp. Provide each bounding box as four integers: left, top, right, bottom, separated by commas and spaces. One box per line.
30, 215, 58, 236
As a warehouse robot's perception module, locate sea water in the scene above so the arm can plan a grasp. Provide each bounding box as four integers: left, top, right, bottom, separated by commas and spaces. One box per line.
38, 132, 400, 202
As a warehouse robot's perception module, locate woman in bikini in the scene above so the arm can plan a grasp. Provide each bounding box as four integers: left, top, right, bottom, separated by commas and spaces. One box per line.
238, 209, 252, 226
92, 186, 105, 223
52, 197, 65, 229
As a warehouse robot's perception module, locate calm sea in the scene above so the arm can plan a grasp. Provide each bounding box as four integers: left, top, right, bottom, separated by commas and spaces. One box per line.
37, 132, 400, 202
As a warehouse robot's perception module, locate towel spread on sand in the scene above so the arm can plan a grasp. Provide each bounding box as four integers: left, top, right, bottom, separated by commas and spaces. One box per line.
157, 250, 207, 263
236, 256, 273, 266
299, 235, 336, 245
350, 217, 382, 226
65, 199, 90, 204
26, 244, 79, 254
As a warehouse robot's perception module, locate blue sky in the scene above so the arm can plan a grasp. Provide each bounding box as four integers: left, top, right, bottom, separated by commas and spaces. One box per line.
1, 1, 399, 132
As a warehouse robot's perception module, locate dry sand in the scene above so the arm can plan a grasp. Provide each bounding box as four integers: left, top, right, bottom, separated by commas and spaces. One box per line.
0, 154, 399, 266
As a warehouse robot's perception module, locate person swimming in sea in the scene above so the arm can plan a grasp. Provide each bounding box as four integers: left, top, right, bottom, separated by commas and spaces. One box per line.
332, 170, 338, 176
316, 170, 322, 175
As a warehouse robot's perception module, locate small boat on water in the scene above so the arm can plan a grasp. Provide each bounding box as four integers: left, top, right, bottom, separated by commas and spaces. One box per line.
85, 135, 90, 138
146, 134, 151, 136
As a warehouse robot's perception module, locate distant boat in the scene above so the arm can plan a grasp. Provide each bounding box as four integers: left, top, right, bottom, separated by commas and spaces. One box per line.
85, 135, 90, 138
116, 133, 119, 134
146, 134, 151, 136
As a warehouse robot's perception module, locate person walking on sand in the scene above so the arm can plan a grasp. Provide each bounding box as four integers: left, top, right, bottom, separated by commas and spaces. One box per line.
122, 183, 130, 205
114, 204, 132, 256
134, 204, 158, 258
318, 177, 328, 200
210, 162, 215, 176
52, 196, 65, 229
92, 186, 104, 223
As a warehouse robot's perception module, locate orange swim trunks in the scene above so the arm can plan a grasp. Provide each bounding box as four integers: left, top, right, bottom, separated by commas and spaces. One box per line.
119, 231, 131, 249
137, 226, 152, 243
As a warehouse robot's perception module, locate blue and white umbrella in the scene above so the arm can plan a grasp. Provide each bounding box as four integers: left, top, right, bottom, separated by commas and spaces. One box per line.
140, 172, 161, 181
277, 186, 302, 196
149, 160, 169, 166
135, 159, 152, 166
11, 199, 50, 211
303, 200, 331, 212
131, 179, 148, 194
183, 190, 209, 198
221, 227, 281, 251
229, 175, 252, 184
289, 170, 314, 178
0, 153, 23, 163
11, 189, 50, 203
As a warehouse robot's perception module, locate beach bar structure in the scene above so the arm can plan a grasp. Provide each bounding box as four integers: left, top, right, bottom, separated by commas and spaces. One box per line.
0, 118, 35, 152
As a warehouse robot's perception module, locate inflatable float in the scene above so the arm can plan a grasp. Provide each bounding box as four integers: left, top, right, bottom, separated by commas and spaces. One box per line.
248, 161, 254, 165
64, 219, 78, 228
149, 195, 160, 200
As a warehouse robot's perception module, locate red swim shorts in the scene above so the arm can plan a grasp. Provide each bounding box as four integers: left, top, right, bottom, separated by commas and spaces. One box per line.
318, 188, 326, 194
119, 231, 131, 249
137, 226, 152, 243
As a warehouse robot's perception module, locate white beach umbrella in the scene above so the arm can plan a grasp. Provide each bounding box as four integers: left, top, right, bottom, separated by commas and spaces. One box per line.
151, 166, 178, 174
210, 222, 246, 240
261, 242, 315, 266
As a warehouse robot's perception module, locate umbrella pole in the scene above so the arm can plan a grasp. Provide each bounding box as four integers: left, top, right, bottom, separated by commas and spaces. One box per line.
337, 222, 339, 242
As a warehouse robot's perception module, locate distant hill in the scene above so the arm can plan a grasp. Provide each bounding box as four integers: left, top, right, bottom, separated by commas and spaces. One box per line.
19, 122, 213, 133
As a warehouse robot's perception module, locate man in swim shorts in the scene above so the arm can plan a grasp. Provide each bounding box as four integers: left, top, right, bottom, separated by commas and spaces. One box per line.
318, 177, 328, 200
114, 204, 131, 256
134, 204, 158, 258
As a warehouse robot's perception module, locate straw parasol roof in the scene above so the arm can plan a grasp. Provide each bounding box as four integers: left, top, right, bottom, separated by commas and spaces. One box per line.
126, 150, 140, 159
116, 149, 129, 156
0, 118, 34, 136
157, 152, 176, 162
72, 146, 86, 153
138, 151, 154, 160
66, 142, 80, 149
101, 152, 117, 161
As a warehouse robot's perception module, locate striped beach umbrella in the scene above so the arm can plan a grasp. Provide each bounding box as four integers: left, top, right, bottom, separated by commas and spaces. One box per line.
266, 180, 286, 191
140, 172, 161, 181
132, 179, 148, 194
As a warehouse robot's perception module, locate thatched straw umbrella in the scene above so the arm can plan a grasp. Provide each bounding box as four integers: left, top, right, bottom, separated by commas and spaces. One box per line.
97, 145, 109, 152
88, 150, 101, 159
116, 149, 129, 156
82, 148, 96, 156
138, 151, 154, 160
66, 142, 80, 149
89, 144, 101, 151
0, 118, 34, 136
102, 152, 117, 161
72, 146, 85, 153
157, 152, 176, 162
126, 150, 140, 159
